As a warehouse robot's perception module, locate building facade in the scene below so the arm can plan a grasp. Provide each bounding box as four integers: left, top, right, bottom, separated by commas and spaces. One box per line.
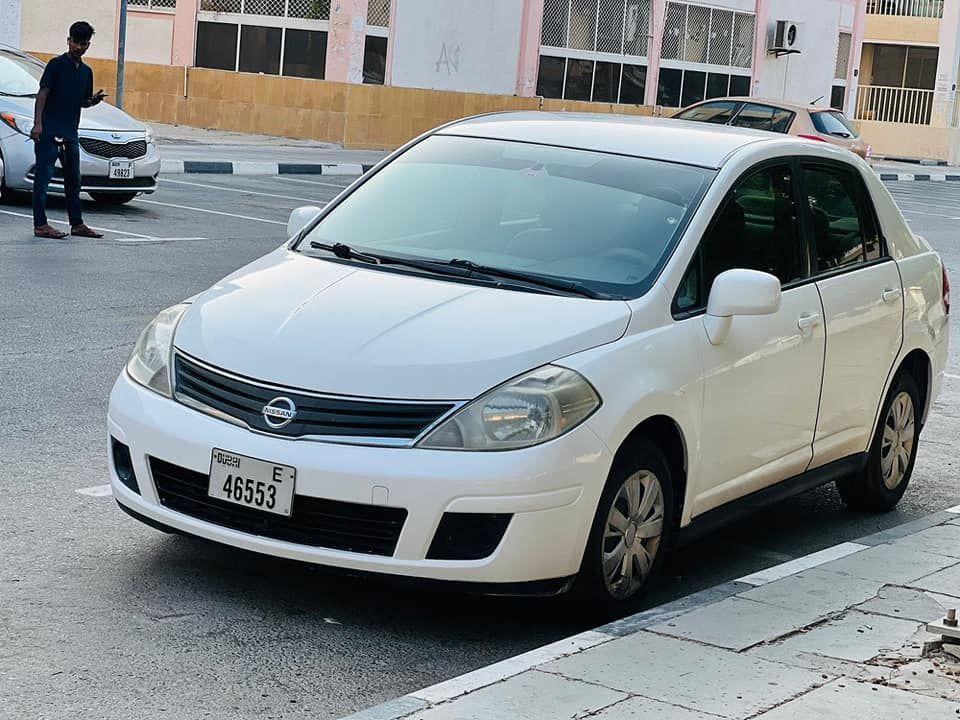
19, 0, 864, 114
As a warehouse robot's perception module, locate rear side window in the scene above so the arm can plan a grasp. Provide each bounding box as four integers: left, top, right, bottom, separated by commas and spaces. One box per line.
801, 166, 882, 272
675, 101, 739, 124
731, 104, 795, 133
810, 111, 859, 139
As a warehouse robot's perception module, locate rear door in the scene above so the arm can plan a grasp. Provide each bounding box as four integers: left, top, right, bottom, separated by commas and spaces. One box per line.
801, 162, 904, 468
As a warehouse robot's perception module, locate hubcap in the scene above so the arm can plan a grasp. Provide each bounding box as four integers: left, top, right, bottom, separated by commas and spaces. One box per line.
602, 470, 665, 599
881, 391, 915, 490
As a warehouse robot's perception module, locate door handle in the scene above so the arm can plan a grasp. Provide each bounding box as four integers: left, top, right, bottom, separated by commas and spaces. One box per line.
798, 313, 822, 331
882, 287, 902, 303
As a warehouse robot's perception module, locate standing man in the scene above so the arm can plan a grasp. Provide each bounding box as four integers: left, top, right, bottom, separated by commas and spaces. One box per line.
30, 21, 106, 239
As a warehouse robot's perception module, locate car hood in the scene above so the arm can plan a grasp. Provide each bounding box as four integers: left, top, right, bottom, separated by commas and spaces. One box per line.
0, 96, 144, 132
174, 249, 631, 400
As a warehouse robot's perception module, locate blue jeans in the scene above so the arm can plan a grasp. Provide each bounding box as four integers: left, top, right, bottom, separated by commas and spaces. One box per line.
33, 136, 83, 228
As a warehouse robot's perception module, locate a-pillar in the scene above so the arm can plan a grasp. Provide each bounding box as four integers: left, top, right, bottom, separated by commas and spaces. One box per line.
516, 0, 544, 97
931, 0, 960, 128
171, 0, 199, 66
327, 0, 369, 84
644, 0, 667, 107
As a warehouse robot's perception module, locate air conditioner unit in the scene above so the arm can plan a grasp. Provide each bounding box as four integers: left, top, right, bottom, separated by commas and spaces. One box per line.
769, 20, 802, 57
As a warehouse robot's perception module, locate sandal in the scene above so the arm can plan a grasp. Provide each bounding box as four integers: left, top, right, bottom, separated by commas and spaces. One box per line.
71, 224, 104, 239
34, 225, 68, 239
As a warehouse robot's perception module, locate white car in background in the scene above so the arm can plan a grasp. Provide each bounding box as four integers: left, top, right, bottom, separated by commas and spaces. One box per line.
108, 113, 949, 613
0, 45, 159, 205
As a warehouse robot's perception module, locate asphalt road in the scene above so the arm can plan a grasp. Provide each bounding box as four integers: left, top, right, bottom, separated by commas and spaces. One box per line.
1, 176, 957, 719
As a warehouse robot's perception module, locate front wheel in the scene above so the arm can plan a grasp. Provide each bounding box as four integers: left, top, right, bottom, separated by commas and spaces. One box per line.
90, 192, 138, 205
837, 372, 921, 511
574, 440, 674, 616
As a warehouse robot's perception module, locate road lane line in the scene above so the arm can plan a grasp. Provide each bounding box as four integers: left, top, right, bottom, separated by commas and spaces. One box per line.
76, 484, 112, 497
0, 209, 154, 238
277, 176, 355, 189
133, 199, 287, 225
114, 237, 207, 243
945, 373, 960, 380
161, 177, 328, 204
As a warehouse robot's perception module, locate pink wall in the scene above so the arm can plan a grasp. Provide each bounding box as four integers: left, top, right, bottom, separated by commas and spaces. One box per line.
516, 0, 544, 97
751, 0, 769, 94
171, 0, 198, 66
326, 0, 369, 83
644, 0, 666, 106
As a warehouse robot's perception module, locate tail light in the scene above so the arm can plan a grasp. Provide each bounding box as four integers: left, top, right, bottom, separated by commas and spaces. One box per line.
798, 134, 828, 143
943, 265, 951, 314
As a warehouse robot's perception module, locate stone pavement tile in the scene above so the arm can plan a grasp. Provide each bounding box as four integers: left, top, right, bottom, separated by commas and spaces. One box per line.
888, 524, 960, 560
857, 513, 958, 546
591, 696, 728, 719
541, 631, 825, 719
884, 657, 960, 704
767, 610, 922, 663
747, 643, 881, 681
908, 563, 960, 598
856, 586, 957, 623
649, 597, 815, 651
408, 670, 627, 720
817, 543, 958, 584
753, 679, 960, 719
738, 569, 882, 617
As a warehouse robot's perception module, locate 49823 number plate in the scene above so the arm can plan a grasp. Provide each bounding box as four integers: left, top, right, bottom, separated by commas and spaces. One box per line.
208, 449, 296, 517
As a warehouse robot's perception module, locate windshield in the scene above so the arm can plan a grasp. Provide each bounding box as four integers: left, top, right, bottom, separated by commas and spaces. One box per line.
297, 135, 714, 299
811, 111, 859, 138
0, 50, 43, 96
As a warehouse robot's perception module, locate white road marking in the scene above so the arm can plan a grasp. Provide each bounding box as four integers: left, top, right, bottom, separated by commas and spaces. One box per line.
277, 176, 355, 190
945, 373, 960, 380
161, 177, 327, 204
134, 198, 287, 225
736, 542, 869, 587
0, 209, 153, 238
114, 237, 207, 243
76, 484, 112, 497
946, 504, 960, 514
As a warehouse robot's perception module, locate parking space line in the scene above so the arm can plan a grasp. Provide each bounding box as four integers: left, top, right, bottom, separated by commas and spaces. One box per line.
0, 209, 154, 238
133, 199, 287, 226
76, 484, 112, 497
277, 176, 355, 190
161, 178, 329, 204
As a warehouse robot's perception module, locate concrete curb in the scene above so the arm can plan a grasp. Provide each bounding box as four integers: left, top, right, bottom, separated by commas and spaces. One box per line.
339, 504, 960, 720
159, 159, 374, 176
876, 172, 960, 182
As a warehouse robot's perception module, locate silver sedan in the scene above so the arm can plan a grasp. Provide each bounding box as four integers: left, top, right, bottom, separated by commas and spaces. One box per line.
0, 44, 159, 205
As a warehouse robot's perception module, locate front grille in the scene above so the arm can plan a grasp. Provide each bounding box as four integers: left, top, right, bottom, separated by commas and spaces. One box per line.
80, 138, 148, 159
150, 458, 407, 556
174, 355, 456, 441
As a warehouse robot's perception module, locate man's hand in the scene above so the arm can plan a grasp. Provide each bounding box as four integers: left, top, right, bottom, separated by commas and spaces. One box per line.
29, 123, 41, 141
91, 89, 107, 106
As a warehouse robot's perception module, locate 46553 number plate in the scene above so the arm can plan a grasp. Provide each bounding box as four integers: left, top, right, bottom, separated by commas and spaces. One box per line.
208, 449, 296, 517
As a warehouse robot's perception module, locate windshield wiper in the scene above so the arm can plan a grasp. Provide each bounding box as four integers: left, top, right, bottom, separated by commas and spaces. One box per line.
310, 241, 383, 264
309, 241, 475, 277
448, 258, 610, 299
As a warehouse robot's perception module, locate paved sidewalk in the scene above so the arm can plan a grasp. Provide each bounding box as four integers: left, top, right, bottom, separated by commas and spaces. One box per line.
344, 508, 960, 720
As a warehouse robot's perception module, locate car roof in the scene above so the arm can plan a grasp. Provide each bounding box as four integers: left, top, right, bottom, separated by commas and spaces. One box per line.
438, 112, 801, 170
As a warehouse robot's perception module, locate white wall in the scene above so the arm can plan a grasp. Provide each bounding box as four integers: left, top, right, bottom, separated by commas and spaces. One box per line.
127, 13, 173, 65
0, 0, 21, 49
755, 0, 846, 107
390, 0, 525, 95
22, 0, 116, 59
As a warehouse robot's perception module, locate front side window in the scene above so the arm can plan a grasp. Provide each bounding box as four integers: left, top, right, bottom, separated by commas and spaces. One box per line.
802, 166, 881, 272
298, 135, 714, 299
675, 164, 803, 313
731, 104, 795, 133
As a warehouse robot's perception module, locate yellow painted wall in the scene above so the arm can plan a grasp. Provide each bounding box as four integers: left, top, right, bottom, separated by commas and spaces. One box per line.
30, 55, 656, 149
864, 15, 940, 45
856, 120, 960, 163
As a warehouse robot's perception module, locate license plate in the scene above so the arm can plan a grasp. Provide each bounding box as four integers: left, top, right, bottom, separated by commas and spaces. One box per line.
208, 449, 296, 517
109, 159, 134, 180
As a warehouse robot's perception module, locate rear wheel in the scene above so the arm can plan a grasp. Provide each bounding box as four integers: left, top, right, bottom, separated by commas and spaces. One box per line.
91, 192, 138, 205
574, 440, 674, 616
837, 372, 921, 511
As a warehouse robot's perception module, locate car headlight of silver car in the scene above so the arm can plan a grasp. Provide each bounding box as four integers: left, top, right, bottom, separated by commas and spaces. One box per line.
418, 366, 601, 451
126, 304, 189, 397
0, 112, 34, 136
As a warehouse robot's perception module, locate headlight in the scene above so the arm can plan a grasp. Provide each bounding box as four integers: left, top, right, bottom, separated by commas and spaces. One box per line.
418, 366, 600, 451
0, 112, 34, 136
145, 127, 155, 145
126, 304, 189, 397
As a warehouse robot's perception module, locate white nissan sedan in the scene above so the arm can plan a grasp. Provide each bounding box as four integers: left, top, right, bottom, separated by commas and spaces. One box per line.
108, 114, 949, 612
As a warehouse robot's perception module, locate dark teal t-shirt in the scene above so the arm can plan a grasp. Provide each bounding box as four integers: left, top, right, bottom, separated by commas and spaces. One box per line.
39, 53, 93, 140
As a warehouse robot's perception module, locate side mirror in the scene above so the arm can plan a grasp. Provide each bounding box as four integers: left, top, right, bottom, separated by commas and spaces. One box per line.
287, 206, 323, 240
704, 269, 781, 345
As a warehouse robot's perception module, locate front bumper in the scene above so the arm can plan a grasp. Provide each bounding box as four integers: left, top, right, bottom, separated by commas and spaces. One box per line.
1, 129, 160, 195
108, 371, 612, 587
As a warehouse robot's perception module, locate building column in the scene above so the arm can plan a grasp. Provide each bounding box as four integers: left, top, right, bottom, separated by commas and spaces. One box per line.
327, 0, 369, 84
171, 0, 199, 67
751, 0, 769, 97
845, 0, 867, 118
931, 0, 960, 127
644, 0, 667, 106
0, 0, 22, 49
516, 0, 544, 97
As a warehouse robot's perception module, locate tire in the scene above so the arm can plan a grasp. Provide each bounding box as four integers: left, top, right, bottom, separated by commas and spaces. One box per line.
573, 439, 675, 617
91, 192, 138, 205
837, 372, 921, 511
